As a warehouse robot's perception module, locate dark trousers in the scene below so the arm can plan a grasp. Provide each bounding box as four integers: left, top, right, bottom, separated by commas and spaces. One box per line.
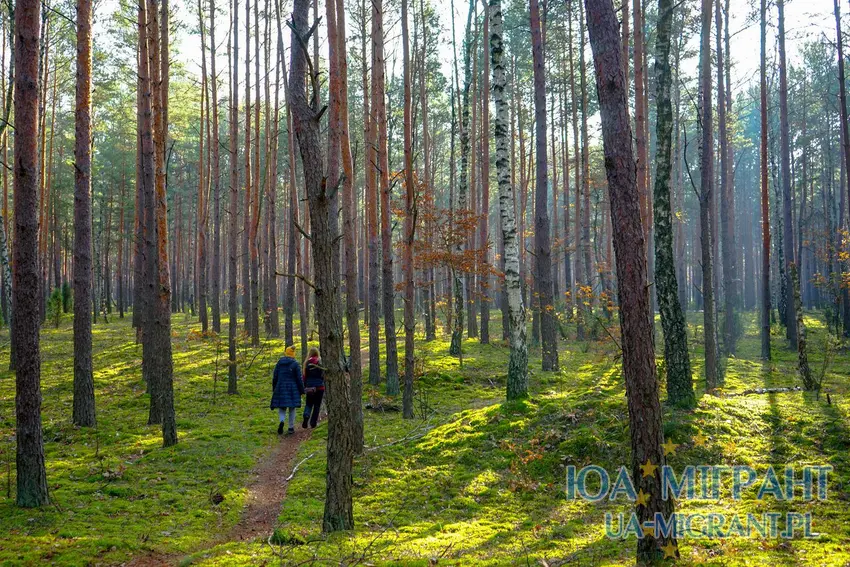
303, 389, 324, 427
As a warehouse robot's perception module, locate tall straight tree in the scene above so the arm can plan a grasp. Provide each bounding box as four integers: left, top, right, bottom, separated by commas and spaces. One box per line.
584, 0, 678, 560
720, 0, 736, 354
209, 0, 221, 333
490, 0, 527, 399
401, 0, 416, 419
197, 0, 209, 334
836, 1, 850, 333
449, 0, 474, 357
14, 0, 49, 507
697, 0, 719, 389
373, 0, 399, 393
530, 0, 558, 371
228, 0, 239, 393
333, 0, 363, 451
366, 0, 381, 385
777, 0, 796, 348
143, 0, 177, 446
479, 0, 491, 345
759, 0, 771, 359
73, 0, 96, 427
653, 0, 693, 408
288, 0, 354, 530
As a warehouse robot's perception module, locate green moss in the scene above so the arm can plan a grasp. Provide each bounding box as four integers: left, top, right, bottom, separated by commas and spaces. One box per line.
2, 311, 849, 565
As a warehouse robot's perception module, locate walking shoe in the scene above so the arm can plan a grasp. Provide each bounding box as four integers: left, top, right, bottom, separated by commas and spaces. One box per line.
287, 427, 295, 435
302, 417, 309, 429
277, 421, 284, 435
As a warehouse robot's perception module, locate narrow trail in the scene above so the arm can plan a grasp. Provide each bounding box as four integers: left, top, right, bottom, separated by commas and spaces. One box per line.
122, 427, 313, 566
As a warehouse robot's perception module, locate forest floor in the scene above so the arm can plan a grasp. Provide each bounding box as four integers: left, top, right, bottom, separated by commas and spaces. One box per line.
0, 310, 849, 566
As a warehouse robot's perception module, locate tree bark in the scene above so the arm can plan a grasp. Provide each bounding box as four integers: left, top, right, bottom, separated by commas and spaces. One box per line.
401, 0, 416, 418
777, 0, 797, 348
73, 0, 96, 427
760, 0, 771, 360
584, 0, 677, 560
530, 0, 558, 371
698, 0, 719, 389
14, 0, 49, 507
653, 0, 694, 408
490, 0, 527, 400
209, 0, 221, 333
288, 0, 354, 531
228, 0, 239, 393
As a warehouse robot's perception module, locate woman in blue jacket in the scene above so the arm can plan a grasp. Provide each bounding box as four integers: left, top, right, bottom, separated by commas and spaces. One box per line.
271, 346, 304, 434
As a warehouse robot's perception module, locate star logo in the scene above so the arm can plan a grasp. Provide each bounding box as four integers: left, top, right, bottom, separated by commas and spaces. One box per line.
693, 433, 707, 447
662, 439, 679, 456
635, 489, 649, 507
640, 458, 658, 478
661, 540, 678, 559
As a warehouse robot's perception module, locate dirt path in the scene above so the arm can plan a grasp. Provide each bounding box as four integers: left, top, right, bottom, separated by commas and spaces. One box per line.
122, 428, 313, 566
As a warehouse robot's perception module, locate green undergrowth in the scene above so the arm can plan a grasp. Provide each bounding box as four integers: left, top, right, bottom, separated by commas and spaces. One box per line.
1, 309, 850, 565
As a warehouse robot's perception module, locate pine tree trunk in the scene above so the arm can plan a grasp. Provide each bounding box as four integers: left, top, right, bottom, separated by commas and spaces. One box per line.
698, 0, 719, 389
366, 0, 381, 384
228, 0, 239, 393
401, 0, 416, 418
834, 0, 850, 338
73, 0, 96, 427
14, 0, 49, 507
209, 0, 221, 333
584, 0, 678, 560
479, 8, 491, 345
288, 0, 354, 530
197, 0, 209, 333
760, 0, 771, 360
530, 0, 558, 371
653, 0, 694, 408
777, 0, 797, 348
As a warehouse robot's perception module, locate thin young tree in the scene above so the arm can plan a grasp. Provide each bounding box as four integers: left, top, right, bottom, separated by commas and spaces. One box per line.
333, 0, 364, 450
697, 0, 719, 389
478, 0, 491, 345
288, 0, 354, 530
777, 0, 796, 348
653, 0, 694, 407
197, 0, 209, 334
14, 0, 49, 507
375, 0, 399, 395
759, 0, 771, 360
584, 0, 678, 560
73, 0, 96, 427
209, 0, 222, 333
490, 0, 527, 399
228, 0, 239, 393
530, 0, 558, 371
401, 0, 416, 419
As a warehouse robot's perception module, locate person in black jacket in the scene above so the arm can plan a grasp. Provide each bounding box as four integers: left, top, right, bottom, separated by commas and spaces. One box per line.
271, 346, 304, 434
302, 347, 325, 428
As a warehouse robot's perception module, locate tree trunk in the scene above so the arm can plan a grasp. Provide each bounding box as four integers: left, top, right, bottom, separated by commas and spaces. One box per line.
228, 0, 239, 393
209, 0, 221, 333
479, 5, 491, 345
288, 0, 354, 531
14, 0, 49, 507
197, 0, 209, 333
584, 0, 678, 560
530, 0, 558, 371
374, 0, 399, 393
490, 0, 527, 400
760, 0, 771, 360
449, 1, 475, 357
698, 0, 719, 390
73, 0, 96, 427
653, 0, 694, 408
401, 0, 416, 418
331, 0, 364, 450
835, 0, 850, 337
777, 0, 797, 348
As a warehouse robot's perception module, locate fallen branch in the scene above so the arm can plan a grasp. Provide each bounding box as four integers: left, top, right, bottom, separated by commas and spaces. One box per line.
285, 452, 316, 482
